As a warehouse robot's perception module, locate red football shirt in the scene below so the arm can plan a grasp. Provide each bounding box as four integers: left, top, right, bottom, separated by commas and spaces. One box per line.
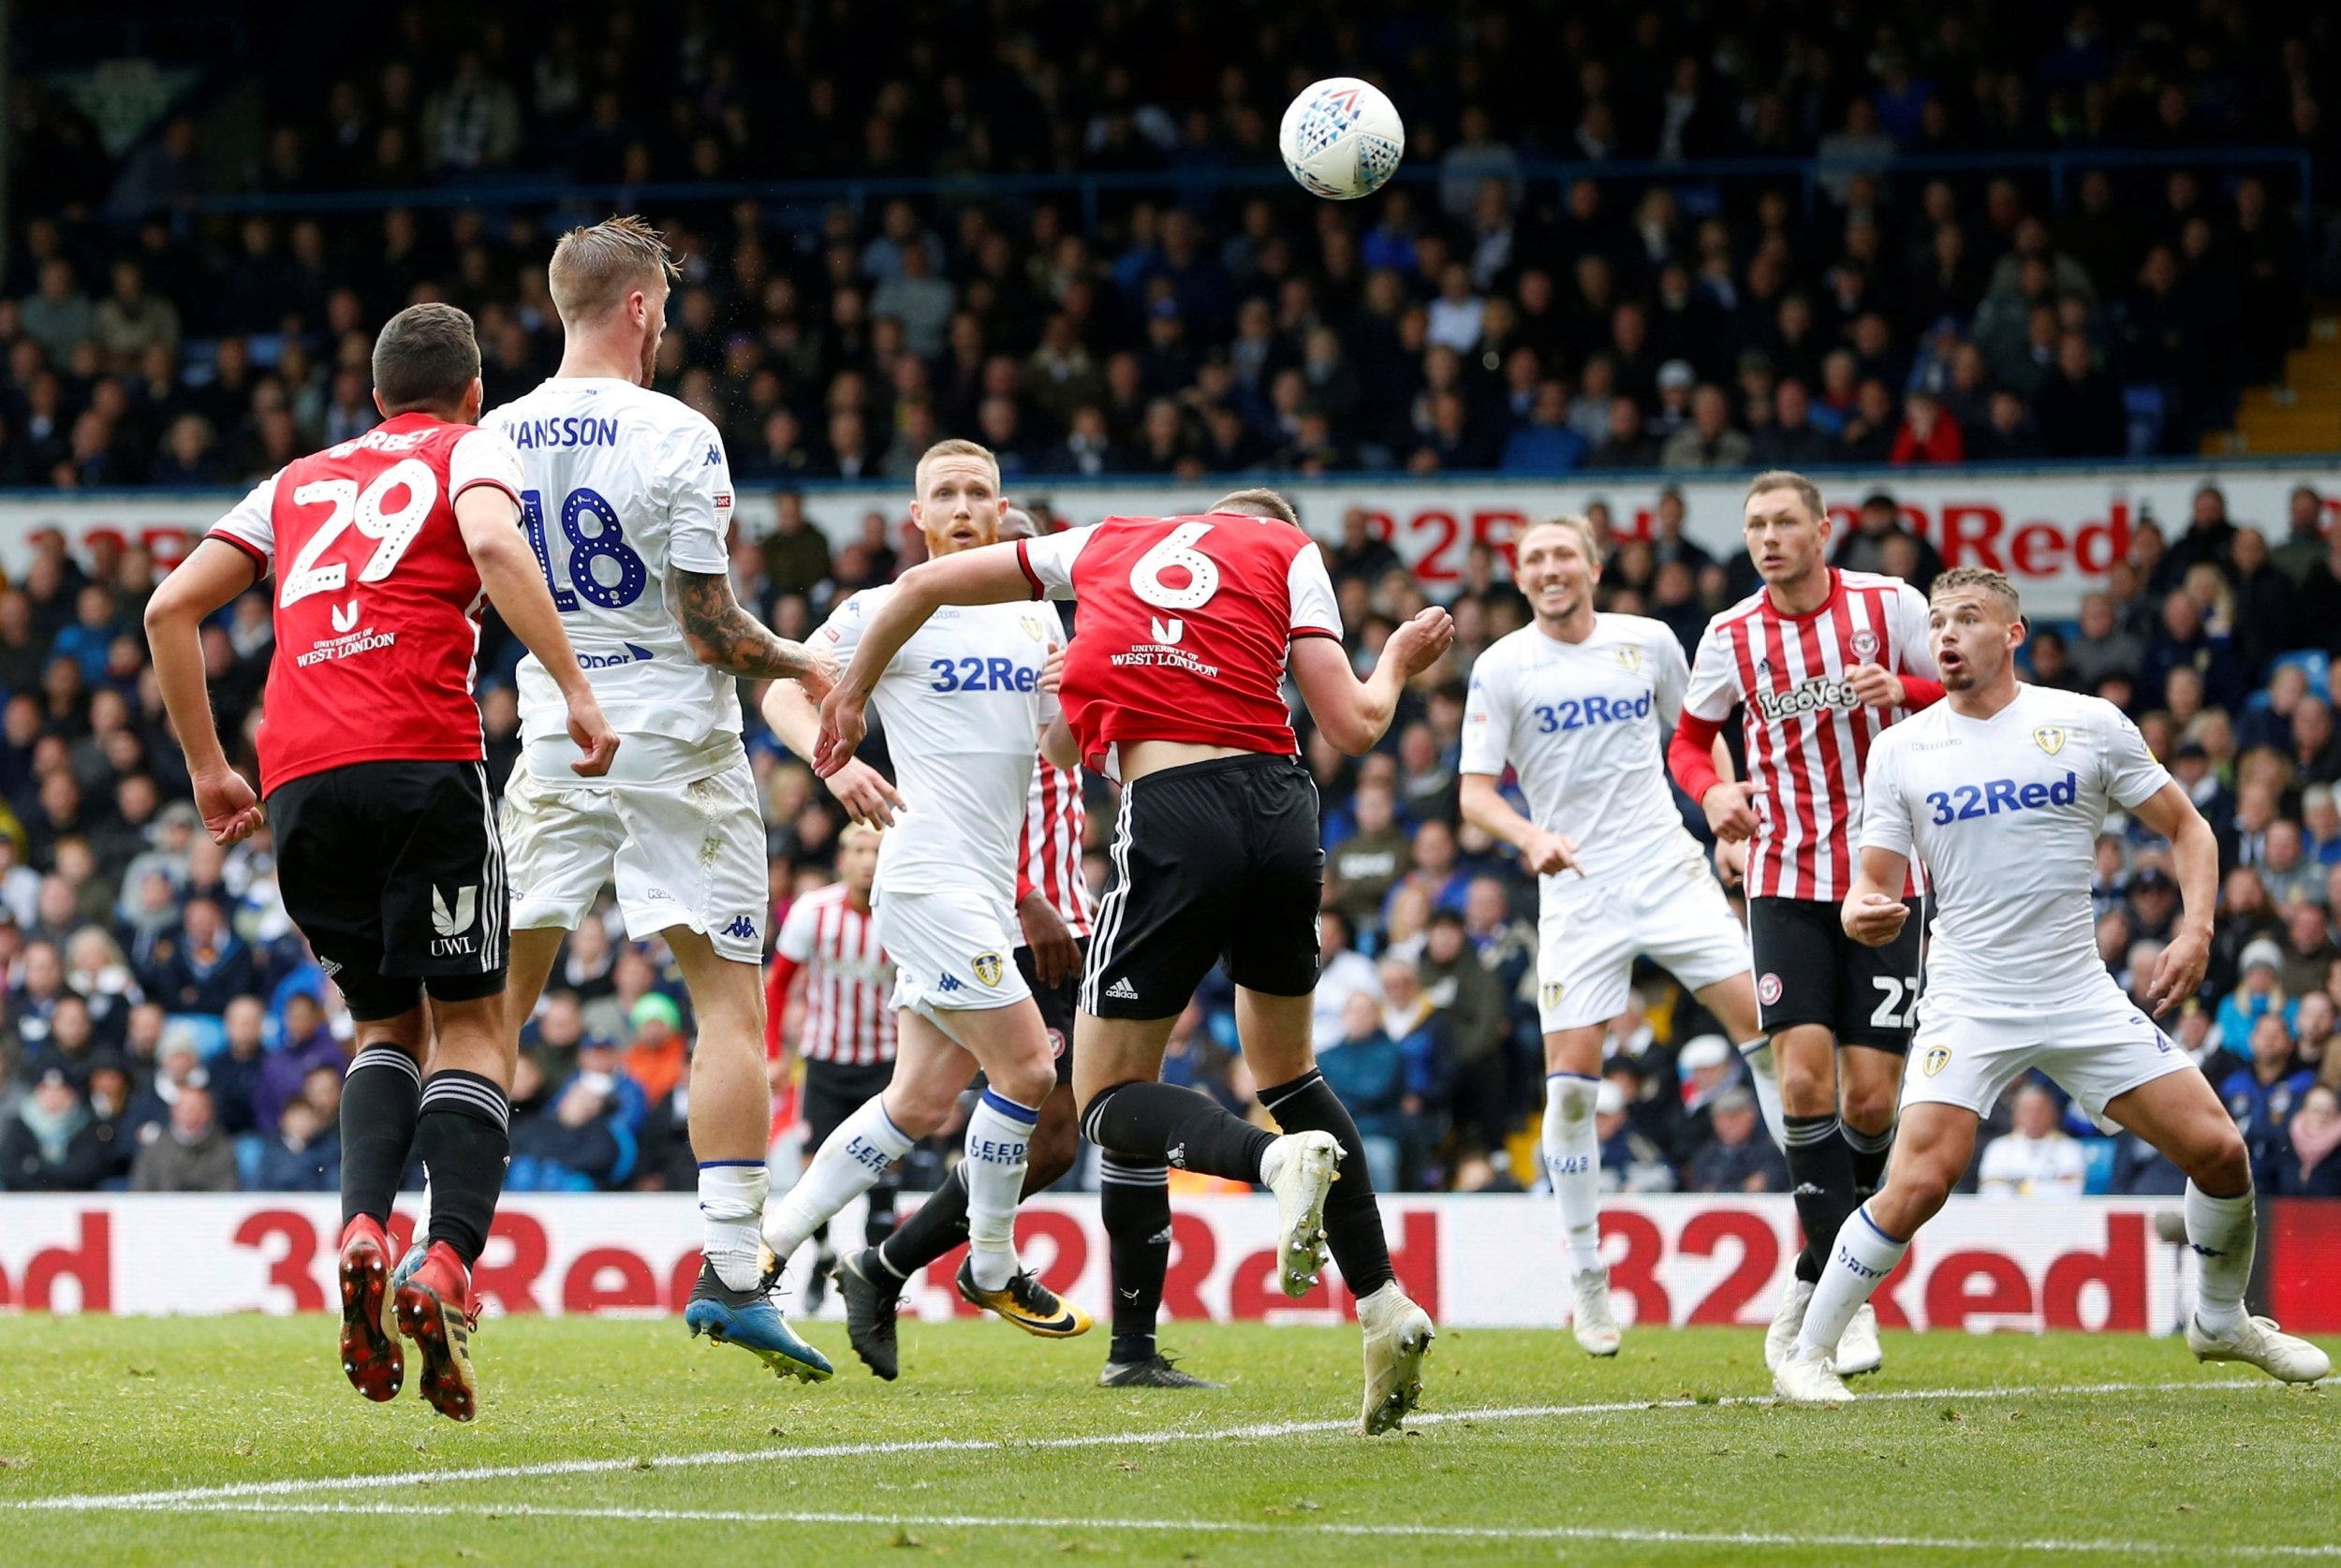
1014, 513, 1341, 774
206, 413, 526, 792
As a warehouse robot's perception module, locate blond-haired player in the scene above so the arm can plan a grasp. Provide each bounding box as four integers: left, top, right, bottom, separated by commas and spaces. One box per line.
758, 440, 1091, 1341
1776, 568, 2329, 1401
483, 215, 835, 1381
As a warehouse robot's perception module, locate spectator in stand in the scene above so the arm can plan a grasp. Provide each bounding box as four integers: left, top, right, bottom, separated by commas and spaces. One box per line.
1321, 990, 1405, 1192
2224, 1011, 2313, 1189
1327, 779, 1410, 931
1833, 491, 1945, 589
0, 1067, 107, 1190
1978, 1083, 2089, 1197
139, 896, 257, 1015
129, 1080, 236, 1192
1890, 389, 1964, 464
253, 1068, 343, 1191
1684, 1086, 1785, 1194
2273, 1085, 2341, 1196
251, 989, 346, 1136
1379, 956, 1456, 1189
1594, 1077, 1677, 1194
509, 1035, 641, 1192
1418, 909, 1505, 1153
1312, 908, 1382, 1052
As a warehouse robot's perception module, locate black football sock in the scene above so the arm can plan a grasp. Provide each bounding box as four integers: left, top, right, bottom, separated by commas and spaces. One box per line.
1845, 1120, 1896, 1201
415, 1070, 510, 1267
1258, 1068, 1394, 1298
1100, 1156, 1171, 1365
876, 1165, 971, 1280
340, 1045, 422, 1231
864, 1174, 901, 1250
1082, 1081, 1277, 1184
1784, 1112, 1856, 1283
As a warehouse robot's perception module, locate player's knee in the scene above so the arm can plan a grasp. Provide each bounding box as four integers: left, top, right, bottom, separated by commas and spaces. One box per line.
2189, 1125, 2253, 1194
881, 1081, 956, 1140
1841, 1083, 1898, 1136
1546, 1075, 1597, 1128
1885, 1158, 1955, 1224
990, 1050, 1057, 1111
1775, 1055, 1833, 1116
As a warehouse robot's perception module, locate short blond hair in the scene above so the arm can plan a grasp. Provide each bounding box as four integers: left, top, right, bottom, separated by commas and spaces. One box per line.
1931, 565, 2023, 618
547, 215, 680, 326
912, 437, 1000, 500
1745, 469, 1824, 523
1209, 487, 1300, 526
1518, 513, 1602, 565
838, 821, 883, 850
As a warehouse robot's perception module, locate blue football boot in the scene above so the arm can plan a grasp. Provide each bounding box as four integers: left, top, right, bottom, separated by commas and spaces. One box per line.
683, 1259, 834, 1384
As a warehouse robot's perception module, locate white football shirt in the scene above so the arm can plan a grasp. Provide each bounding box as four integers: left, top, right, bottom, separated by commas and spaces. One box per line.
483, 378, 739, 770
1459, 614, 1700, 881
1861, 684, 2170, 1007
819, 589, 1062, 903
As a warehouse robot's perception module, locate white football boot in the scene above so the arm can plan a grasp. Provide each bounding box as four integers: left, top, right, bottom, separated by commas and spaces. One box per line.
1260, 1130, 1340, 1298
1570, 1267, 1621, 1357
2186, 1314, 2331, 1384
1833, 1303, 1883, 1377
1773, 1344, 1851, 1404
1358, 1283, 1436, 1434
1765, 1276, 1816, 1371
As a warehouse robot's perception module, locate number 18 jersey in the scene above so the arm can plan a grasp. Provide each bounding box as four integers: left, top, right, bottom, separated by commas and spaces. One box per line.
482, 377, 738, 755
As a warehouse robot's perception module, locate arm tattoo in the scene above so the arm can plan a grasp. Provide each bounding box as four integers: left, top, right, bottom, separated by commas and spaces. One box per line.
674, 570, 824, 681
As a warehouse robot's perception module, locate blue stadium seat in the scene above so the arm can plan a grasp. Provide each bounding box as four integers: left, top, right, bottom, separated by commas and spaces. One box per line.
234, 1133, 267, 1191
2120, 386, 2166, 459
2080, 1136, 2117, 1195
2270, 650, 2333, 701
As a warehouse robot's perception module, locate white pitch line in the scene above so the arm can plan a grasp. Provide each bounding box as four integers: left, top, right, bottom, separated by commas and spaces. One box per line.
68, 1499, 2341, 1561
5, 1376, 2270, 1515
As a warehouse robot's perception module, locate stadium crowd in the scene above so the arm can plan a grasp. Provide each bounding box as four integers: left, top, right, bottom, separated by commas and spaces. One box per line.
2, 0, 2333, 500
4, 2, 2341, 1201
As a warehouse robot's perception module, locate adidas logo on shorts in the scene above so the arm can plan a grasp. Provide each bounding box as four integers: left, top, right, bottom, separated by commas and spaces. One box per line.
1105, 977, 1141, 1001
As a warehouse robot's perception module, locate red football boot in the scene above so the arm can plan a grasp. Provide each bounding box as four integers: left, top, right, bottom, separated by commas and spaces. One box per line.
336, 1215, 404, 1402
393, 1240, 481, 1423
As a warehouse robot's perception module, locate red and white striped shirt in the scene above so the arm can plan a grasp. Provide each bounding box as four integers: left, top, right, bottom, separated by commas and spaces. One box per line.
768, 883, 896, 1066
1682, 569, 1938, 901
1019, 758, 1094, 938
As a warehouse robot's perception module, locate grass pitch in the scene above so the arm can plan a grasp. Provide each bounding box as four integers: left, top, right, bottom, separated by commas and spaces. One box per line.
3, 1315, 2335, 1565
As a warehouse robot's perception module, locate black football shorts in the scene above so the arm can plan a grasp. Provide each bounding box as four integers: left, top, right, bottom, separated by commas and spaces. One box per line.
269, 759, 510, 1019
1082, 755, 1321, 1018
1748, 894, 1924, 1052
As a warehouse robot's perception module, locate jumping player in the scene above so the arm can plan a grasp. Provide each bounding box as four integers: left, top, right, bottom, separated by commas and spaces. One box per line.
1459, 515, 1765, 1358
144, 301, 619, 1421
1775, 567, 2330, 1400
832, 506, 1206, 1388
1668, 470, 1942, 1377
759, 441, 1090, 1342
483, 216, 836, 1383
814, 486, 1452, 1433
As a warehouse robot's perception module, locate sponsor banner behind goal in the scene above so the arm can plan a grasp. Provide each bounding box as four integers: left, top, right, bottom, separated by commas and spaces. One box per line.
24, 465, 2337, 618
0, 1193, 2231, 1335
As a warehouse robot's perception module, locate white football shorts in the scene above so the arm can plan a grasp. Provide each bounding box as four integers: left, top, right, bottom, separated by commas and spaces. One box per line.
501, 747, 769, 963
1537, 841, 1749, 1033
1901, 985, 2196, 1120
876, 883, 1031, 1029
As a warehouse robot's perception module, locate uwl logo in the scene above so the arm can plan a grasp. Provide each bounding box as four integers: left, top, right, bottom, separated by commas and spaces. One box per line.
1150, 616, 1184, 645
431, 885, 477, 937
331, 600, 361, 634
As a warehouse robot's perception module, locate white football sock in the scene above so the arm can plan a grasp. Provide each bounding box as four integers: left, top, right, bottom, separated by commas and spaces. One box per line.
761, 1097, 914, 1267
1738, 1036, 1788, 1150
1795, 1203, 1908, 1359
964, 1088, 1039, 1291
2185, 1181, 2255, 1333
698, 1161, 771, 1293
1541, 1071, 1604, 1275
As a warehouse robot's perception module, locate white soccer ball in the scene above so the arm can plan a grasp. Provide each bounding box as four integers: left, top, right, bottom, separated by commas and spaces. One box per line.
1279, 78, 1406, 201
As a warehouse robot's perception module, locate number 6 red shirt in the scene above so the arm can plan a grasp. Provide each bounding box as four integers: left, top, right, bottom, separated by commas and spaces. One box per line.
204, 412, 525, 793
1014, 512, 1343, 776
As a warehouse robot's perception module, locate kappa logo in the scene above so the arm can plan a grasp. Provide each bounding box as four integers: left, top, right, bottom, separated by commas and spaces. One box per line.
1612, 645, 1642, 674
331, 599, 361, 634
1150, 615, 1185, 645
935, 973, 964, 993
720, 915, 758, 942
2033, 725, 2068, 755
1758, 973, 1783, 1005
1105, 976, 1141, 1002
431, 885, 477, 937
1922, 1045, 1951, 1077
972, 952, 1005, 988
704, 445, 722, 466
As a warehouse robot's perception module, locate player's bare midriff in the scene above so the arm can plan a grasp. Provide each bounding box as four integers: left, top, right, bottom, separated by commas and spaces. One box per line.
1117, 740, 1253, 781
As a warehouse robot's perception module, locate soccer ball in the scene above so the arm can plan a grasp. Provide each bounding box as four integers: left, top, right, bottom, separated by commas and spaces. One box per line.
1279, 78, 1406, 201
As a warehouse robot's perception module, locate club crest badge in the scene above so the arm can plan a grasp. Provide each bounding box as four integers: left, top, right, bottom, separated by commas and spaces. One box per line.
1613, 645, 1642, 673
1923, 1046, 1951, 1077
972, 952, 1005, 988
2033, 725, 2067, 755
1851, 629, 1879, 659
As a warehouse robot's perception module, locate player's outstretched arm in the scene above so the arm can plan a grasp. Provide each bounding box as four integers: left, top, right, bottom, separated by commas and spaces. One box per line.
456, 488, 620, 776
144, 537, 269, 845
1840, 847, 1912, 946
2129, 781, 2217, 1016
674, 569, 837, 694
760, 679, 904, 827
1458, 772, 1582, 878
1289, 606, 1453, 755
816, 542, 1031, 772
